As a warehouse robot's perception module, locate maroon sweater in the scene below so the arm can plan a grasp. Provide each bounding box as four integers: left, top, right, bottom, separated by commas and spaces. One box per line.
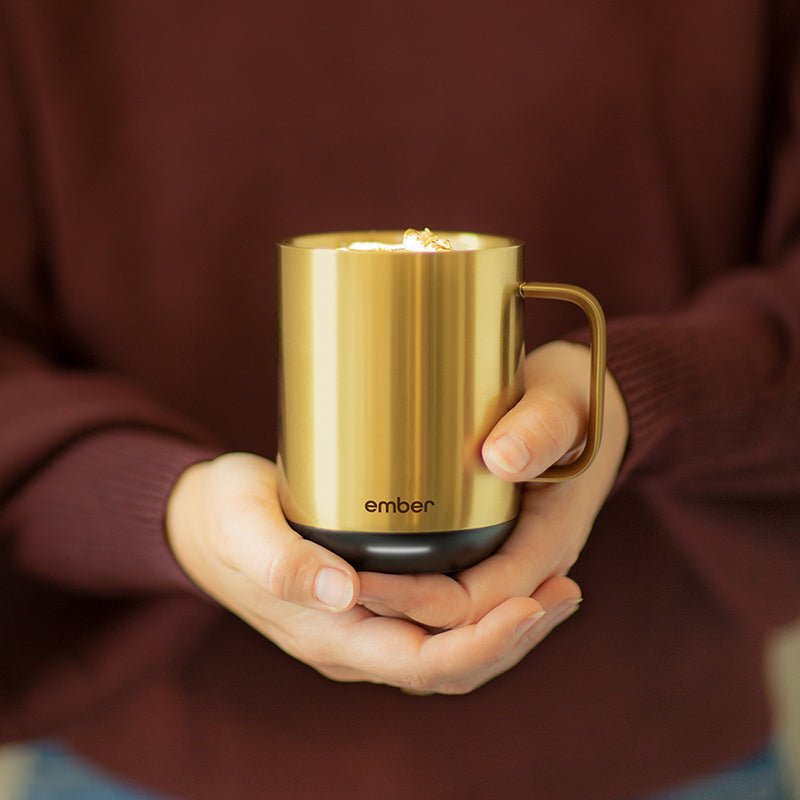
2, 2, 800, 799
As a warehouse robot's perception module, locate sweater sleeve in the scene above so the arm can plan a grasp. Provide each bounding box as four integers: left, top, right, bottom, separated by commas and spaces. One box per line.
0, 19, 222, 597
600, 28, 800, 497
597, 252, 800, 629
579, 14, 800, 629
606, 251, 800, 495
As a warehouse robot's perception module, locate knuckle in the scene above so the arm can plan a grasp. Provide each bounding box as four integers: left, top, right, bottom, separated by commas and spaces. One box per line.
406, 675, 441, 695
527, 397, 576, 458
263, 539, 313, 601
401, 663, 442, 695
432, 670, 488, 695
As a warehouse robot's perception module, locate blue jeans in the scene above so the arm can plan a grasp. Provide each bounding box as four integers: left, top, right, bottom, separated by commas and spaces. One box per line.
640, 745, 791, 800
10, 741, 792, 800
13, 742, 168, 800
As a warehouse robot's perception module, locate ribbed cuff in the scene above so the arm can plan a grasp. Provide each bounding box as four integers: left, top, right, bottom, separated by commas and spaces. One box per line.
11, 428, 224, 596
569, 300, 783, 486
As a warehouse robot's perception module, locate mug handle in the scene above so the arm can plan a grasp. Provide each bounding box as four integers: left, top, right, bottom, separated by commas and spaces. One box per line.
518, 282, 607, 482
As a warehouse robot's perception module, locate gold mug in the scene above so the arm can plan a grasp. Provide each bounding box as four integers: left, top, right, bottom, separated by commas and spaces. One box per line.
277, 231, 606, 573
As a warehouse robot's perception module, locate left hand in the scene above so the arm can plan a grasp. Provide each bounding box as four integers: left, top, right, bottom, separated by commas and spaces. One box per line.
166, 453, 577, 695
359, 340, 629, 633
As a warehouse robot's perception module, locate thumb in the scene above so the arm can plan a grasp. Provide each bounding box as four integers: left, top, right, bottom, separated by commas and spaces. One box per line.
482, 396, 582, 481
168, 453, 360, 613
482, 349, 588, 481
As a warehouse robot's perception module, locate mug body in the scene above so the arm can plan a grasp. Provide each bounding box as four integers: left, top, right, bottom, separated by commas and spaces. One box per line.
277, 231, 524, 572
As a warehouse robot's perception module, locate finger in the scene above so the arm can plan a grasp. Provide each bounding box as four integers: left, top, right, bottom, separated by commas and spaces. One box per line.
358, 491, 586, 630
416, 596, 546, 693
530, 574, 582, 609
258, 583, 578, 694
481, 588, 583, 690
427, 578, 581, 693
482, 342, 590, 482
333, 596, 544, 693
358, 571, 472, 629
452, 486, 590, 617
482, 389, 584, 482
207, 454, 360, 612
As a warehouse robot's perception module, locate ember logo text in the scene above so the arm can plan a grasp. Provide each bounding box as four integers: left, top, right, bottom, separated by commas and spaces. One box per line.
364, 498, 436, 513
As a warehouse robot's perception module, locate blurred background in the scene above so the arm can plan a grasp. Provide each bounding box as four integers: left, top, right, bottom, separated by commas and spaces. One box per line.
0, 623, 798, 799
769, 620, 800, 799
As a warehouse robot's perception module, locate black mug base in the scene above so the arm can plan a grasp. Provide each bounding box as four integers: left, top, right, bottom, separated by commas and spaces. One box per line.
288, 520, 517, 574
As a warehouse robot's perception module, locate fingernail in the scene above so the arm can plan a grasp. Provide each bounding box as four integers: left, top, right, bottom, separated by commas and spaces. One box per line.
515, 610, 546, 637
548, 599, 582, 625
487, 433, 531, 474
314, 567, 354, 611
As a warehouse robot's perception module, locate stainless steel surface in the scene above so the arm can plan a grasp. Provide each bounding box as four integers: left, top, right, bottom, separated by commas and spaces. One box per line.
277, 231, 606, 537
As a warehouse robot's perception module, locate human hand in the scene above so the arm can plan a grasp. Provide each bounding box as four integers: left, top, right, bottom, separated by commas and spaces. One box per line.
165, 453, 579, 693
359, 341, 629, 631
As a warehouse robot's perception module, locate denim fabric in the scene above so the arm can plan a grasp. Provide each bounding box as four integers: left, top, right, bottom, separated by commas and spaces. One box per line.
640, 745, 790, 800
13, 740, 791, 800
17, 742, 169, 800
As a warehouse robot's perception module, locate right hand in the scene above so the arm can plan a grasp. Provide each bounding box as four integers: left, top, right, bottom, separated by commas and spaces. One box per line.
166, 453, 581, 694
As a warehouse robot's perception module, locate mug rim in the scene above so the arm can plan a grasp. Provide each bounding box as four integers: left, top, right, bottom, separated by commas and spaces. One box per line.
278, 230, 524, 252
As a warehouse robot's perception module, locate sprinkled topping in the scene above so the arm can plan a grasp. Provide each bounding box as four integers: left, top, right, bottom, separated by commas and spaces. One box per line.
344, 228, 453, 252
